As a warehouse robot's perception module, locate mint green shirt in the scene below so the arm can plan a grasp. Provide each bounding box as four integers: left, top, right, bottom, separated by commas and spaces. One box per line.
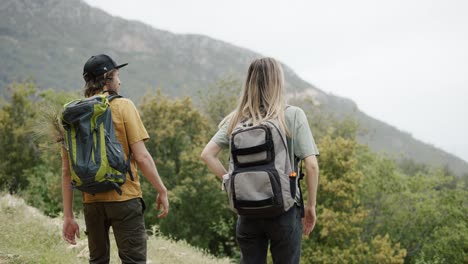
211, 105, 319, 159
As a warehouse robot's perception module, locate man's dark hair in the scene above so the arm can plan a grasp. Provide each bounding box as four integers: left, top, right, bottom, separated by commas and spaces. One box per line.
83, 69, 116, 97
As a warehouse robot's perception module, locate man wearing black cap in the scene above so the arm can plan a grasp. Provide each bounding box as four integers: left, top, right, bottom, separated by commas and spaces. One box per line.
61, 54, 169, 264
82, 54, 129, 97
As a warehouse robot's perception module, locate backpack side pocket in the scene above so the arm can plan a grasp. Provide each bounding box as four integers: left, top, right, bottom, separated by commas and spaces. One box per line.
222, 173, 236, 213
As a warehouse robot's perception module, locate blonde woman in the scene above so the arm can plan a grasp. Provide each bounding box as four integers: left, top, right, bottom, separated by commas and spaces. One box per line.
201, 57, 319, 264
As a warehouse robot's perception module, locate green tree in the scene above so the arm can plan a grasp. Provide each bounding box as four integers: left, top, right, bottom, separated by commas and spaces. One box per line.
397, 158, 429, 176
0, 81, 40, 193
359, 151, 467, 263
415, 181, 468, 264
22, 89, 81, 215
139, 90, 238, 257
139, 90, 211, 188
139, 92, 205, 215
162, 151, 237, 257
301, 135, 405, 263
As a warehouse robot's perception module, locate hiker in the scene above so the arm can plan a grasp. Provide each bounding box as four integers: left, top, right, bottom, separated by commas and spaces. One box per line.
61, 54, 169, 264
200, 57, 319, 264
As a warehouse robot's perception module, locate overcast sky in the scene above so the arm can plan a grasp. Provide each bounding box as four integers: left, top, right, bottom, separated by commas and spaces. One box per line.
85, 0, 468, 162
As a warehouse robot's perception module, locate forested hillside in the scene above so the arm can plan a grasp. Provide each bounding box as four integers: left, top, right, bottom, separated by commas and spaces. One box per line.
0, 82, 466, 263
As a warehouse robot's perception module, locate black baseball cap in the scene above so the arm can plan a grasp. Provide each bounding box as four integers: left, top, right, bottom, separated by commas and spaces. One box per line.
83, 54, 128, 81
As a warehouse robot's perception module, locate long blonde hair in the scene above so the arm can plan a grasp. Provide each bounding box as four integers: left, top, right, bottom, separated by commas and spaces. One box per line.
225, 57, 288, 135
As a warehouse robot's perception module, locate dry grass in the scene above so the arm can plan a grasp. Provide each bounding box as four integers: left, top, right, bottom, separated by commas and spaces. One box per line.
0, 194, 232, 264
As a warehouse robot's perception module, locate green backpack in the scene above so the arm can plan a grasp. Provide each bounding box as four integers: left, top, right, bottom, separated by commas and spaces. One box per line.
61, 94, 133, 195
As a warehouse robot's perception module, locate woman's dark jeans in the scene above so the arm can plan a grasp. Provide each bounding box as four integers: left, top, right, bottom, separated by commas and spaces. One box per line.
236, 205, 302, 264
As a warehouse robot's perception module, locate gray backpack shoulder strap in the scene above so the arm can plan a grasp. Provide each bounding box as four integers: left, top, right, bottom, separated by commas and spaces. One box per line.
285, 105, 297, 171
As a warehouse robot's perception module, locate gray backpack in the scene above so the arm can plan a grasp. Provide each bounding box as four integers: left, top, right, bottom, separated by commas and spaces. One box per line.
224, 119, 297, 218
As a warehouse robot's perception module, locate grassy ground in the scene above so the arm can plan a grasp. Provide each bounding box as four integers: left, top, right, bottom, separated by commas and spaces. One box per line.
0, 194, 232, 264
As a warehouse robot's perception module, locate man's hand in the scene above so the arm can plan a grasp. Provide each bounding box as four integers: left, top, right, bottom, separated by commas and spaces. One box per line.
302, 206, 316, 237
156, 191, 169, 218
62, 217, 80, 245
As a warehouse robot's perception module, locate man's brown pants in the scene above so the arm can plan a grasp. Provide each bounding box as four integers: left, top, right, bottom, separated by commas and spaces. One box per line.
83, 198, 147, 264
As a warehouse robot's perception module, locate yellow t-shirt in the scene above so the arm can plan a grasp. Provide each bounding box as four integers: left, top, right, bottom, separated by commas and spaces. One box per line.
81, 96, 149, 203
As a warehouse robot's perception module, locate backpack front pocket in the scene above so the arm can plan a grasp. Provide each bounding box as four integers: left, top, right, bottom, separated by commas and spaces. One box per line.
232, 170, 284, 217
231, 126, 273, 167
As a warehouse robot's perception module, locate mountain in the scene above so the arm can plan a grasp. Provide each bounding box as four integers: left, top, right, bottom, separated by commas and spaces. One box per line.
0, 0, 314, 97
1, 0, 467, 175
